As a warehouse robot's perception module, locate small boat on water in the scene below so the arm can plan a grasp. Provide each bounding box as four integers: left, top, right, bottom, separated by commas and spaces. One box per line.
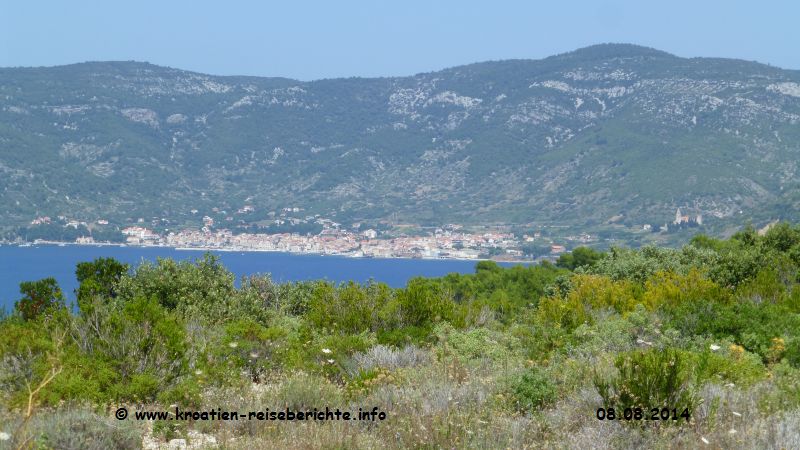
18, 243, 32, 247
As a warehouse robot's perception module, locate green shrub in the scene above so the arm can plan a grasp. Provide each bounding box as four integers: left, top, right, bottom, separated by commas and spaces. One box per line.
761, 223, 800, 253
385, 278, 455, 329
75, 257, 129, 311
590, 245, 718, 284
434, 323, 520, 364
306, 281, 391, 334
345, 366, 397, 398
115, 253, 239, 322
663, 292, 800, 366
122, 373, 161, 401
536, 274, 640, 332
0, 316, 77, 407
510, 367, 557, 412
42, 353, 119, 404
158, 377, 203, 407
736, 266, 789, 304
568, 311, 638, 357
786, 338, 800, 367
643, 269, 729, 311
556, 246, 603, 271
63, 296, 188, 402
440, 261, 564, 320
15, 278, 65, 321
707, 245, 765, 289
210, 318, 288, 384
692, 348, 765, 386
377, 325, 433, 346
238, 276, 318, 320
595, 348, 698, 416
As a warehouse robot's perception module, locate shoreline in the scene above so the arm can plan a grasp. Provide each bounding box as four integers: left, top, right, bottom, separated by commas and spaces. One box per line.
1, 241, 537, 264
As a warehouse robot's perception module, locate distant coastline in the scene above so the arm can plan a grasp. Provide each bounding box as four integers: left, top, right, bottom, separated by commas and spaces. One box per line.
2, 240, 537, 264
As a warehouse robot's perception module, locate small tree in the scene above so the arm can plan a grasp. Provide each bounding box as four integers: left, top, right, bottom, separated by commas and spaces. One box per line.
75, 258, 129, 313
75, 257, 129, 301
16, 278, 65, 321
556, 247, 603, 270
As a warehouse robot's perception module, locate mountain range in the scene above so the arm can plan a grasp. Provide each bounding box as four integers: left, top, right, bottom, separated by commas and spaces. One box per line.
2, 43, 799, 237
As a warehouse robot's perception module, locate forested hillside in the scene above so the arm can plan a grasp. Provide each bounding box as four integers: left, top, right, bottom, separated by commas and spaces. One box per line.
2, 44, 800, 234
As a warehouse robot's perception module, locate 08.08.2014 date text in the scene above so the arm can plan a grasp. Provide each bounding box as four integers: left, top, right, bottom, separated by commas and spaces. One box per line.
596, 407, 691, 422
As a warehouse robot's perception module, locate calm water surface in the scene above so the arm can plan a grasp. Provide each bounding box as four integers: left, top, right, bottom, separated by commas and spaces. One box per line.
0, 245, 515, 312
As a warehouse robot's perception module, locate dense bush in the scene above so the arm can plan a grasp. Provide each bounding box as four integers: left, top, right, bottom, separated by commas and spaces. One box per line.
115, 254, 240, 322
52, 295, 186, 403
15, 278, 65, 321
510, 366, 557, 412
306, 281, 390, 334
75, 257, 129, 310
590, 245, 719, 284
595, 348, 699, 417
556, 246, 603, 271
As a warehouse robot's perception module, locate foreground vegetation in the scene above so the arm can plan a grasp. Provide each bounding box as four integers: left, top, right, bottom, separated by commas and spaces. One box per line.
2, 224, 800, 449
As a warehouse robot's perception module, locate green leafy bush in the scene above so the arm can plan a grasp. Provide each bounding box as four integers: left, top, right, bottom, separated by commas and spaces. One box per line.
59, 295, 187, 402
692, 348, 765, 386
510, 367, 557, 412
434, 323, 520, 364
556, 246, 603, 271
75, 257, 129, 310
667, 298, 800, 366
378, 325, 435, 346
388, 278, 455, 328
115, 253, 239, 322
16, 278, 65, 321
595, 348, 698, 415
306, 281, 391, 334
591, 245, 718, 284
345, 366, 397, 398
211, 318, 288, 384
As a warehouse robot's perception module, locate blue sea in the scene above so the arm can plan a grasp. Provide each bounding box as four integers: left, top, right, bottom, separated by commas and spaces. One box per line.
0, 245, 517, 312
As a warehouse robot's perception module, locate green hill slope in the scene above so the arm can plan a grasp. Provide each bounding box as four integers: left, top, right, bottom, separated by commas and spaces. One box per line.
2, 44, 799, 234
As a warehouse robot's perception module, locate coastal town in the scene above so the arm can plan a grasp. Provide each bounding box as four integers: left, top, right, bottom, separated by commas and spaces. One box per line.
19, 213, 597, 261
12, 207, 709, 261
128, 225, 527, 260
13, 207, 708, 261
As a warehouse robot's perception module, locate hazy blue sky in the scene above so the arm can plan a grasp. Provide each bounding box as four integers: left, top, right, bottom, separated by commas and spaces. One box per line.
1, 0, 797, 80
